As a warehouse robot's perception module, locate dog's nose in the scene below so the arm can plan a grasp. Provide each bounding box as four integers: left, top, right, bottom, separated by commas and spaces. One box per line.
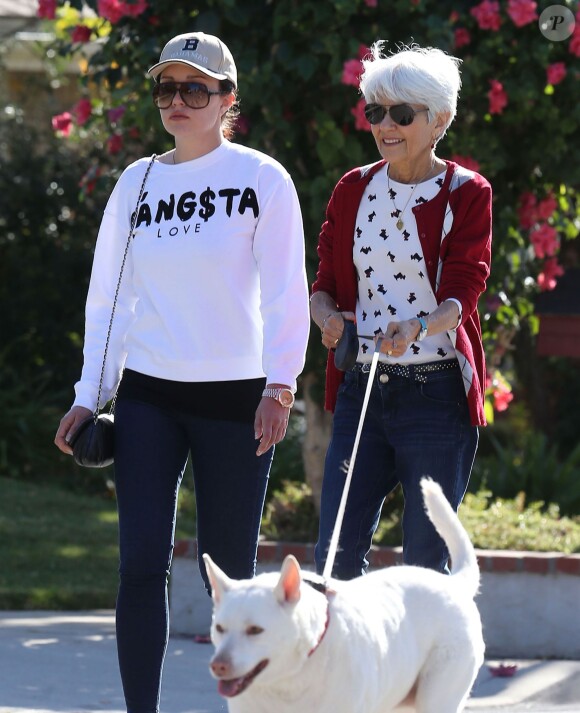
210, 657, 232, 678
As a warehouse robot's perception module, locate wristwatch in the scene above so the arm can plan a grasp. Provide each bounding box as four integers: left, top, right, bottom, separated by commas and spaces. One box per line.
262, 387, 295, 408
416, 316, 429, 342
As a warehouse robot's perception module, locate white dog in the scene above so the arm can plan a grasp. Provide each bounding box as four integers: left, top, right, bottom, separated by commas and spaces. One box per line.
203, 478, 484, 713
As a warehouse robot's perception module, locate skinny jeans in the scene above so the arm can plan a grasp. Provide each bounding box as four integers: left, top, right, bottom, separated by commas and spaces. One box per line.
315, 365, 478, 579
113, 397, 272, 713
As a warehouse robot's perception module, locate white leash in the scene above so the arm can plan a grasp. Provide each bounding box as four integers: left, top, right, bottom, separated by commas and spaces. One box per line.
322, 339, 383, 581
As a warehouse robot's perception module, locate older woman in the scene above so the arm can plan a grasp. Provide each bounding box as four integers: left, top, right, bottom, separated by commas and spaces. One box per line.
311, 43, 492, 579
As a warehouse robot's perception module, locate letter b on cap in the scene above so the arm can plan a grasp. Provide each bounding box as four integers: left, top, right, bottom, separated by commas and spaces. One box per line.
183, 38, 199, 51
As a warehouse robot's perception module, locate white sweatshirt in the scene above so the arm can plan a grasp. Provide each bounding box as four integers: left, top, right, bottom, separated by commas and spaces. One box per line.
73, 141, 310, 410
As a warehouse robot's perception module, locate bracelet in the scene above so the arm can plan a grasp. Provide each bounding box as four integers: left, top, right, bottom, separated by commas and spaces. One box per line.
416, 316, 429, 342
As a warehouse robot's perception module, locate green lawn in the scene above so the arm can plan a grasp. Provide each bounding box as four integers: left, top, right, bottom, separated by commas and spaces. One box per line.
0, 477, 121, 609
0, 476, 200, 610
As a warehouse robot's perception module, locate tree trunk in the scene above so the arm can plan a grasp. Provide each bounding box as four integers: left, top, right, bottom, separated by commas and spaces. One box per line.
301, 370, 333, 514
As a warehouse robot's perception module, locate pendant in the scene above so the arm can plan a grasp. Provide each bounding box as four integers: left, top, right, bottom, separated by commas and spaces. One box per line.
396, 218, 404, 231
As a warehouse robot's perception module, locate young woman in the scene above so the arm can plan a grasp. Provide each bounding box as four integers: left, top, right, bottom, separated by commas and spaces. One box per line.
55, 31, 310, 712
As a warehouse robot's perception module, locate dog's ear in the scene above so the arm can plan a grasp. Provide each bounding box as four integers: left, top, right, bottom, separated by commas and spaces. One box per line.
203, 553, 232, 604
274, 554, 302, 604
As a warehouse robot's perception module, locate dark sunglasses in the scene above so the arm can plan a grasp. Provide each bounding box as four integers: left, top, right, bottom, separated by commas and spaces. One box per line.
364, 103, 429, 126
152, 81, 229, 110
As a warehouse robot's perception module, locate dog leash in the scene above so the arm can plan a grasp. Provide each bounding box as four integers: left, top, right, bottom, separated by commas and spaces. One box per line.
322, 338, 383, 582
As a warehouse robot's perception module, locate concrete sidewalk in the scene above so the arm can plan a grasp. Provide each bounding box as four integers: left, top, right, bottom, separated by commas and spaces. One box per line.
1, 611, 579, 713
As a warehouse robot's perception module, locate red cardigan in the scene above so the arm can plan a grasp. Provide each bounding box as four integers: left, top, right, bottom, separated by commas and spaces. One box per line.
312, 160, 492, 427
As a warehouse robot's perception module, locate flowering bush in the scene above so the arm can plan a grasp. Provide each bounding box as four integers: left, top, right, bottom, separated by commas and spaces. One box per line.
39, 0, 579, 425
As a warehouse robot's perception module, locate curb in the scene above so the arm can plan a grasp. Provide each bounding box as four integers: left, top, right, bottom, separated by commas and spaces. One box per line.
173, 538, 580, 576
171, 539, 580, 658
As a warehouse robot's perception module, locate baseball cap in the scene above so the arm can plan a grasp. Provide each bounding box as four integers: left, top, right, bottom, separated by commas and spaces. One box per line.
148, 32, 237, 88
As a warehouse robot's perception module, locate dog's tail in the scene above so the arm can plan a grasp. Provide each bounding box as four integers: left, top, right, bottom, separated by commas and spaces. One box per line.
420, 478, 479, 598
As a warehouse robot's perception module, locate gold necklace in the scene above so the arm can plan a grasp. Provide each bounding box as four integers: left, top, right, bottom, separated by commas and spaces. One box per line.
387, 163, 434, 231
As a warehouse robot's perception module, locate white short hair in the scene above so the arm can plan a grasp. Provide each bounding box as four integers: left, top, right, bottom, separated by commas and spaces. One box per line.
359, 42, 462, 138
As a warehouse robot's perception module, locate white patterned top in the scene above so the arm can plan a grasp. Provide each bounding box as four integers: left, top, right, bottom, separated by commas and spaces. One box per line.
353, 165, 457, 365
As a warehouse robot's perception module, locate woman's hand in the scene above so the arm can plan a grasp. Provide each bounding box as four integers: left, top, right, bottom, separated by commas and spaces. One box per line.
320, 311, 356, 350
378, 301, 459, 357
378, 319, 421, 358
54, 405, 93, 455
254, 398, 290, 456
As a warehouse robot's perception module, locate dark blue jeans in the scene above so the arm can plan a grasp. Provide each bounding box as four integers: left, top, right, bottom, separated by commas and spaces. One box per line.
113, 398, 272, 713
315, 366, 478, 580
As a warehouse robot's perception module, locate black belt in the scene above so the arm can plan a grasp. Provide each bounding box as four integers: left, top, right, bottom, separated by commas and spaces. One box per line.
351, 359, 459, 383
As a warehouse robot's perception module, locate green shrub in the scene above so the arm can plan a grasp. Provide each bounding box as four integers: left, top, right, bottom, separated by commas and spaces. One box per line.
460, 490, 580, 554
261, 480, 319, 543
470, 430, 580, 516
260, 479, 580, 553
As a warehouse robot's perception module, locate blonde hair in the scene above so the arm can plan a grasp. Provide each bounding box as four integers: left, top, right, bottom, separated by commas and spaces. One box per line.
359, 42, 462, 140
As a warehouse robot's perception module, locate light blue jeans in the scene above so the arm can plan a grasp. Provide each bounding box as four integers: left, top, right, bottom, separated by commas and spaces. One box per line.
315, 364, 478, 579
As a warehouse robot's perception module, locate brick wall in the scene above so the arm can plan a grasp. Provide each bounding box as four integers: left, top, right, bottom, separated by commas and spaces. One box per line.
173, 538, 580, 576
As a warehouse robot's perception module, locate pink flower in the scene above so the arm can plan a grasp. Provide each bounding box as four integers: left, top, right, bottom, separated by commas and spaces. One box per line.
351, 98, 372, 131
71, 24, 92, 43
570, 27, 580, 58
52, 112, 73, 136
364, 0, 378, 6
489, 373, 514, 412
454, 28, 472, 49
546, 62, 567, 85
107, 105, 126, 124
489, 663, 518, 677
37, 0, 57, 19
488, 79, 508, 114
451, 154, 480, 172
506, 0, 537, 27
470, 0, 501, 31
123, 0, 148, 17
530, 223, 559, 259
493, 388, 513, 412
538, 258, 564, 291
79, 163, 102, 195
72, 98, 92, 126
98, 0, 147, 24
107, 133, 124, 154
357, 44, 370, 60
517, 191, 537, 229
537, 192, 557, 220
98, 0, 124, 23
342, 58, 362, 87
